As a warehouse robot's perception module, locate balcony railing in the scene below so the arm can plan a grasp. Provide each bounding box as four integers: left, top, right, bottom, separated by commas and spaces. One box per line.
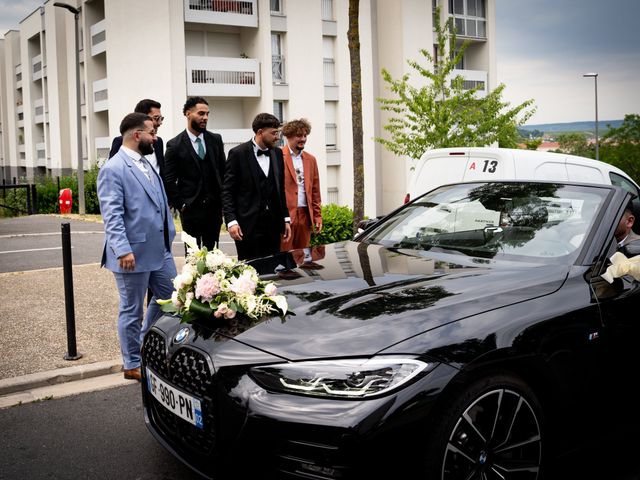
323, 58, 336, 86
326, 187, 339, 205
34, 98, 45, 124
93, 78, 108, 112
187, 56, 260, 97
32, 54, 44, 81
272, 55, 285, 84
15, 65, 22, 88
450, 69, 487, 97
184, 0, 258, 27
90, 19, 107, 56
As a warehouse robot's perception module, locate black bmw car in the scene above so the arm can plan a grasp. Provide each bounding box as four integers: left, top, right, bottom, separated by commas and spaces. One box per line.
141, 180, 640, 479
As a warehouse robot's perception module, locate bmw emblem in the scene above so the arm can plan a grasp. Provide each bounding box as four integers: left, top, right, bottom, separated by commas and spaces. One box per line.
174, 327, 190, 344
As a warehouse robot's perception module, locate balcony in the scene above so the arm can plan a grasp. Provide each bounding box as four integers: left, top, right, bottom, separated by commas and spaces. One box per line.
16, 106, 24, 128
34, 98, 45, 124
15, 64, 22, 89
184, 0, 258, 28
186, 56, 260, 97
32, 54, 44, 81
36, 143, 46, 166
451, 69, 487, 97
93, 78, 108, 112
450, 15, 486, 40
90, 19, 107, 56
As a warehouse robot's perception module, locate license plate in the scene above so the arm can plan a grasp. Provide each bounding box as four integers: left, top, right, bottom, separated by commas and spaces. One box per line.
146, 368, 204, 429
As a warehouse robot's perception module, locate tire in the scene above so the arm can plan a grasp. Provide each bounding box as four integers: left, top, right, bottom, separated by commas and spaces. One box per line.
423, 373, 544, 480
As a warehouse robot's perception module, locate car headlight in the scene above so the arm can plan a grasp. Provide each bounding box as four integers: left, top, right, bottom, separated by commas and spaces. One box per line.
250, 358, 432, 399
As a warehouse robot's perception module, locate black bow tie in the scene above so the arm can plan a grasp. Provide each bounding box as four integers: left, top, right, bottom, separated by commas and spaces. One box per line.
257, 149, 269, 156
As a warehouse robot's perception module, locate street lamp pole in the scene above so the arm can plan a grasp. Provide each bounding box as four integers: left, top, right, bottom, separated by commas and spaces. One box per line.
583, 72, 599, 161
54, 2, 85, 214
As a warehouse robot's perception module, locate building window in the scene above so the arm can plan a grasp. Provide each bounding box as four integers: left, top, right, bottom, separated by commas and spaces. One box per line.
325, 123, 337, 150
449, 0, 486, 38
271, 33, 285, 84
273, 101, 286, 123
322, 36, 336, 86
432, 0, 438, 28
270, 0, 283, 14
321, 0, 334, 21
327, 186, 339, 204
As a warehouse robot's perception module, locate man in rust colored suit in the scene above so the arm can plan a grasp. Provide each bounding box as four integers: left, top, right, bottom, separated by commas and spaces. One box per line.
280, 118, 323, 251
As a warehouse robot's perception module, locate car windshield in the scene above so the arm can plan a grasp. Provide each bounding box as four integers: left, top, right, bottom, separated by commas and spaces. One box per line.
362, 182, 609, 263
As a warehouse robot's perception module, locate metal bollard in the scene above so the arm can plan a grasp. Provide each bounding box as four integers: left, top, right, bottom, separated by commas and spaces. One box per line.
61, 222, 82, 360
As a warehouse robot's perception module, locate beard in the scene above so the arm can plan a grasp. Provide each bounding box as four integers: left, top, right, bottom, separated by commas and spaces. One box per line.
190, 118, 206, 133
139, 139, 154, 156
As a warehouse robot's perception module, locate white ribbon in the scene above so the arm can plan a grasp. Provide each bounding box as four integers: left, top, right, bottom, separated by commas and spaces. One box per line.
601, 252, 640, 284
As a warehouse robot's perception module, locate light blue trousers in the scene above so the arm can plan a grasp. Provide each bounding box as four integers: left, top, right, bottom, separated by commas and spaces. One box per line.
113, 251, 176, 370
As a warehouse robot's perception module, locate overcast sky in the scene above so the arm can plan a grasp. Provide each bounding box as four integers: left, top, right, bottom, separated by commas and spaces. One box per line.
496, 0, 640, 125
1, 0, 639, 126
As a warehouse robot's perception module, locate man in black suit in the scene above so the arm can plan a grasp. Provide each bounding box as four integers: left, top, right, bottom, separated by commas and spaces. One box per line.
164, 97, 226, 249
109, 99, 165, 177
223, 113, 291, 260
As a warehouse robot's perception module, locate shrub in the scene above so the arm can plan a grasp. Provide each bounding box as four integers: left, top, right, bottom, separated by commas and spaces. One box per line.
310, 204, 354, 246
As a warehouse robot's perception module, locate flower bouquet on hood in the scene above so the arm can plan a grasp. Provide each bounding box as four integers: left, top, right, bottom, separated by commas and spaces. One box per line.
158, 232, 290, 324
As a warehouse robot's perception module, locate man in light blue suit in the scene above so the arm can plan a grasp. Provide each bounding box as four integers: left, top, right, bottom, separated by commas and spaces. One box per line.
98, 112, 177, 381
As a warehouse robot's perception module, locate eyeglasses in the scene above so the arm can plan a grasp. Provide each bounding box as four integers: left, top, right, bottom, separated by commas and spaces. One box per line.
295, 167, 303, 184
136, 129, 156, 136
151, 116, 164, 122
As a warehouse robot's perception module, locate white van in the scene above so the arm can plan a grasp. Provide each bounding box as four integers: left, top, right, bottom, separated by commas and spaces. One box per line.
406, 147, 640, 203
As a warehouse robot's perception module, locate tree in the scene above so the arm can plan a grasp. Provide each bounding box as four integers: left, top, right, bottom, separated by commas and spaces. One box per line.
348, 0, 364, 233
524, 138, 543, 150
376, 7, 535, 161
600, 114, 640, 184
554, 132, 593, 158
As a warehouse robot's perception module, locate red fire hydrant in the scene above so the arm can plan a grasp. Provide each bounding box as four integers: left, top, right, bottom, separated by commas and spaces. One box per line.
59, 188, 73, 214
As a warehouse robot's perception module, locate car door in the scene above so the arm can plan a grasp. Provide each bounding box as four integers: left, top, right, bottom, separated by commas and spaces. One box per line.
589, 190, 640, 423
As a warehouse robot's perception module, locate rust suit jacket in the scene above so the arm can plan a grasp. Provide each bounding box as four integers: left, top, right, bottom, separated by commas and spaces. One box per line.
281, 147, 323, 230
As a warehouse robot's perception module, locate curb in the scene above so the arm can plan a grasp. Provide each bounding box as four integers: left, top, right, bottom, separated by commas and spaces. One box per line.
0, 359, 123, 397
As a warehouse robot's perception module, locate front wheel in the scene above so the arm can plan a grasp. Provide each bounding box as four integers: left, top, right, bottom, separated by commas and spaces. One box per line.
424, 374, 544, 480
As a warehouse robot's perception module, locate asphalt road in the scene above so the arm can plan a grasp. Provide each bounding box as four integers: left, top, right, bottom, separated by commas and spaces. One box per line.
0, 215, 236, 273
0, 384, 205, 480
1, 383, 639, 480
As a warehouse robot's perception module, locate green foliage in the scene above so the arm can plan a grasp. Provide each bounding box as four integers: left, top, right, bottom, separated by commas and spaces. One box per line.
554, 132, 594, 158
32, 165, 100, 215
524, 138, 543, 150
376, 6, 535, 161
83, 164, 100, 214
33, 174, 73, 214
497, 122, 521, 148
311, 204, 354, 246
600, 114, 640, 185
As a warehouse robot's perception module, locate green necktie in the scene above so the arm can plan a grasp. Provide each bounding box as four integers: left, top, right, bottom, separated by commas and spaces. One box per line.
195, 137, 205, 159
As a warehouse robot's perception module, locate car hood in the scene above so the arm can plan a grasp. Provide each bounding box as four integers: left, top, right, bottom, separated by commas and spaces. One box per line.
178, 242, 569, 362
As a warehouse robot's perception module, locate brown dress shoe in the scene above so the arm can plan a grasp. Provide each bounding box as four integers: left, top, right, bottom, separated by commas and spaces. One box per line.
123, 367, 142, 381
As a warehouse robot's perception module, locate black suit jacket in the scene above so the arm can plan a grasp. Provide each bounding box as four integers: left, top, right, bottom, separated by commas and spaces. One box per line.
109, 136, 165, 177
222, 140, 288, 237
163, 130, 226, 211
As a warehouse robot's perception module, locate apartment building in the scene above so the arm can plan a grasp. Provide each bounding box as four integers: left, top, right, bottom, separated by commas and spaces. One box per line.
0, 0, 495, 217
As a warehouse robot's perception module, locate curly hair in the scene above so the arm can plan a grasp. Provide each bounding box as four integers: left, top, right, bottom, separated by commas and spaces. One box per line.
282, 118, 311, 138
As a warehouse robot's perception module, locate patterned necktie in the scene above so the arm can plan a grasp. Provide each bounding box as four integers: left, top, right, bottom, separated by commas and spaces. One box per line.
195, 137, 205, 159
139, 156, 151, 181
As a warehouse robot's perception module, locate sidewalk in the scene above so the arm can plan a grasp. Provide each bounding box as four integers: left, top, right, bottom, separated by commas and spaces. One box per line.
0, 213, 197, 408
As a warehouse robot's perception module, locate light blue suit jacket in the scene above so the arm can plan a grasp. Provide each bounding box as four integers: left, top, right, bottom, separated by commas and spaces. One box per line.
98, 148, 176, 273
